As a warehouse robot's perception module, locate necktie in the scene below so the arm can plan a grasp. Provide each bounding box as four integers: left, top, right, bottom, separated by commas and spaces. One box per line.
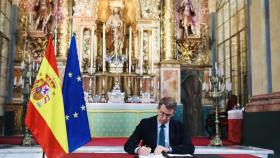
159, 124, 165, 146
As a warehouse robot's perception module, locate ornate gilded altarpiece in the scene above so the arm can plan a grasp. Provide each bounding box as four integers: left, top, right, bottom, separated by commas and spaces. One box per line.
12, 0, 210, 136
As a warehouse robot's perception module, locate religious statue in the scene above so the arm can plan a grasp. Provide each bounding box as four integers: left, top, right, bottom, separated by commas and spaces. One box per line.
181, 0, 199, 36
82, 29, 91, 73
106, 7, 124, 56
34, 0, 53, 32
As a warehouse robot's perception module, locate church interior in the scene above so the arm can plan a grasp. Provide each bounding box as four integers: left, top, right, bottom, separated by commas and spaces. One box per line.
0, 0, 280, 157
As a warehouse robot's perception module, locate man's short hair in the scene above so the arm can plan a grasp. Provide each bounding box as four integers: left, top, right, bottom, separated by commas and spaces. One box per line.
158, 97, 177, 110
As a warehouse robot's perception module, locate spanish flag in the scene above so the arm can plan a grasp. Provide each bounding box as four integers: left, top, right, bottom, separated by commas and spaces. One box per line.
25, 36, 68, 158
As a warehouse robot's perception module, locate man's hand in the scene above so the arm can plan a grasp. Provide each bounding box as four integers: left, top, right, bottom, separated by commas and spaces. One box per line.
137, 146, 151, 155
154, 145, 170, 155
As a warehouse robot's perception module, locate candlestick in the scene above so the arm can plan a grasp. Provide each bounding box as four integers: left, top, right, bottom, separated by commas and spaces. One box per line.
102, 23, 106, 72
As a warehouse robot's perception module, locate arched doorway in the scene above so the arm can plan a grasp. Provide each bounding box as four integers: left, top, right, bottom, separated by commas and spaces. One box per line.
181, 69, 203, 136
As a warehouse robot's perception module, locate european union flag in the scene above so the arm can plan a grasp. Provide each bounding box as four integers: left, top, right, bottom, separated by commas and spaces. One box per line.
62, 36, 91, 152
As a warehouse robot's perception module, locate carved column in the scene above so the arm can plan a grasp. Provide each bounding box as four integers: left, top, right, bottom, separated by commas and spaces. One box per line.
160, 0, 181, 103
162, 0, 176, 61
56, 0, 69, 61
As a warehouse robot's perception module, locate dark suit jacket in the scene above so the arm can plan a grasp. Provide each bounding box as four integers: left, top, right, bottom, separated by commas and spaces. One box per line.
124, 116, 195, 155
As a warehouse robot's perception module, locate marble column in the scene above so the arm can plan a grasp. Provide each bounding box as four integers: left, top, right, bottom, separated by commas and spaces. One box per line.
160, 0, 181, 103
246, 0, 280, 112
162, 0, 176, 61
56, 0, 69, 61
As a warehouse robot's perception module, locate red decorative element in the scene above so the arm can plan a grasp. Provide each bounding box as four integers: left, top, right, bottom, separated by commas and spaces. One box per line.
228, 119, 243, 144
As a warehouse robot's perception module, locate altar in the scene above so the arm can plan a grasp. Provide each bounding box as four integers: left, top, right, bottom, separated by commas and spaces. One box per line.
86, 103, 183, 137
12, 0, 210, 138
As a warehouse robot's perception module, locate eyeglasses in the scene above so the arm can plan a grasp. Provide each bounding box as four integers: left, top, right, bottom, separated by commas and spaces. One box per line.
159, 111, 174, 118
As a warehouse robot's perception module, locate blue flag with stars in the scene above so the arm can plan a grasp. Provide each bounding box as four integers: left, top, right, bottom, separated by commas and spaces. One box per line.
62, 36, 91, 152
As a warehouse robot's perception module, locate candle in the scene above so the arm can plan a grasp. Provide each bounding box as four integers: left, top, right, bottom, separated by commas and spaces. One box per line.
29, 12, 32, 25
20, 76, 23, 85
89, 78, 92, 87
157, 81, 160, 89
94, 32, 97, 72
91, 26, 95, 73
21, 78, 24, 88
80, 27, 84, 70
28, 54, 31, 63
226, 81, 232, 91
32, 62, 35, 70
129, 26, 132, 73
93, 76, 96, 96
209, 68, 212, 76
140, 28, 143, 75
54, 28, 57, 55
215, 62, 218, 75
14, 77, 17, 86
220, 83, 225, 92
102, 24, 106, 72
151, 29, 154, 74
21, 61, 25, 69
126, 48, 128, 60
220, 67, 224, 76
36, 63, 39, 71
202, 81, 208, 92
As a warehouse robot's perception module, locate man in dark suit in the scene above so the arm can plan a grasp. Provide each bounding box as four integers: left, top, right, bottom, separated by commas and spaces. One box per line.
124, 97, 195, 156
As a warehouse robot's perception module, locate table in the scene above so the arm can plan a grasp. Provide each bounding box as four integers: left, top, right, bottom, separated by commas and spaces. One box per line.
228, 109, 243, 143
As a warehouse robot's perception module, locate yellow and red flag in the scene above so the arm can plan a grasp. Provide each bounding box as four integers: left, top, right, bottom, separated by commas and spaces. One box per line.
25, 36, 68, 158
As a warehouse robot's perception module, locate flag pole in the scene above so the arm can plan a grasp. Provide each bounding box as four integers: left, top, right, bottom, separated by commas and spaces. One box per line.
42, 152, 45, 158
